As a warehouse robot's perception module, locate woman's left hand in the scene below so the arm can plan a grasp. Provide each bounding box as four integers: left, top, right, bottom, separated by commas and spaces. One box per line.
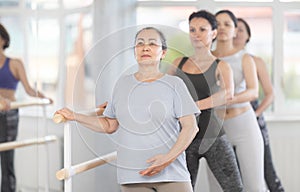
139, 154, 173, 176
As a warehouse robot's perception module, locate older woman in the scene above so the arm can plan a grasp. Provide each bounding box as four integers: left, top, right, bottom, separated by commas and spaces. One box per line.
55, 27, 200, 192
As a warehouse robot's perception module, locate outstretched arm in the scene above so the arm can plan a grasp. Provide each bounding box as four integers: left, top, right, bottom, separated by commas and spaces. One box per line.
55, 107, 119, 134
12, 59, 52, 102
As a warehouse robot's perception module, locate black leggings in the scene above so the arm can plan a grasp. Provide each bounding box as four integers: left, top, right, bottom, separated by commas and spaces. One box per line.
258, 115, 285, 192
0, 109, 19, 192
186, 135, 243, 192
253, 98, 285, 192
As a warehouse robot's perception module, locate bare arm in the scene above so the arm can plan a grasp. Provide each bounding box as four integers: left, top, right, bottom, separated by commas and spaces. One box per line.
228, 54, 258, 105
55, 107, 119, 134
12, 59, 50, 99
253, 56, 274, 116
139, 114, 198, 176
197, 60, 234, 110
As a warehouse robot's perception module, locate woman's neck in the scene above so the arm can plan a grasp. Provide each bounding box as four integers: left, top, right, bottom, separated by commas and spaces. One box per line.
0, 52, 5, 60
213, 40, 236, 57
135, 66, 163, 82
192, 47, 215, 62
234, 43, 245, 51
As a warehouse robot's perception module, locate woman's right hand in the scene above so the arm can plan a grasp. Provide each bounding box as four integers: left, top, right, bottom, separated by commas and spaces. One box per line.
97, 101, 108, 116
55, 108, 76, 121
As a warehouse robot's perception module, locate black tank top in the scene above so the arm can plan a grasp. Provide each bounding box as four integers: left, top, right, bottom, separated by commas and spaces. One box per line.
176, 57, 225, 139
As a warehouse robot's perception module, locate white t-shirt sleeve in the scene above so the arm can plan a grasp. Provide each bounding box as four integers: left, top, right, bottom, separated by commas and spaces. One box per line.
173, 77, 201, 118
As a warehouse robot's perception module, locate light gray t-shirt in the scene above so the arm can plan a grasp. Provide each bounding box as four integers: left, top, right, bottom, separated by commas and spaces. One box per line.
103, 73, 200, 184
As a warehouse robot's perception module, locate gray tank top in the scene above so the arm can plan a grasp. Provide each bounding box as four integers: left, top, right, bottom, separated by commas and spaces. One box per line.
220, 49, 250, 108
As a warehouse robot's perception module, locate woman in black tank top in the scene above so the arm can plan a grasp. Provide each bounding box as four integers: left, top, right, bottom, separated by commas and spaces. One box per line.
171, 10, 244, 191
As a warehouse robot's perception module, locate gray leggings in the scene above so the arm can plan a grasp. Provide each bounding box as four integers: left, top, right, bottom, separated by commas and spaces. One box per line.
121, 182, 193, 192
186, 135, 243, 192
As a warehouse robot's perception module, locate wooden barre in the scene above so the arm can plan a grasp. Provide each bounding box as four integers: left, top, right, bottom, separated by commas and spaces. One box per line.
53, 107, 105, 124
56, 151, 117, 180
0, 135, 58, 152
0, 98, 51, 110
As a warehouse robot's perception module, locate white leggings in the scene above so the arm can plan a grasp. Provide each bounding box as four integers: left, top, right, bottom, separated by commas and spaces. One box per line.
223, 109, 266, 192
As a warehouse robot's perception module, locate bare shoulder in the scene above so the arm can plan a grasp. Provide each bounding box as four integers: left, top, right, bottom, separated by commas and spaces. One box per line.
242, 52, 253, 60
217, 59, 231, 71
167, 57, 184, 75
242, 53, 256, 67
252, 55, 265, 66
9, 58, 24, 68
172, 57, 184, 67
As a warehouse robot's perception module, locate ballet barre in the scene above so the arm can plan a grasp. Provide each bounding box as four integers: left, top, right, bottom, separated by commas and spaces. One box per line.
52, 107, 104, 124
0, 135, 58, 152
0, 98, 51, 110
56, 151, 117, 180
53, 107, 105, 192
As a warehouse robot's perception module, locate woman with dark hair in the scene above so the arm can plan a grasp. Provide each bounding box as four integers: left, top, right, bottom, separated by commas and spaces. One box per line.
55, 27, 200, 192
0, 23, 52, 192
234, 17, 284, 192
212, 10, 266, 191
171, 10, 243, 191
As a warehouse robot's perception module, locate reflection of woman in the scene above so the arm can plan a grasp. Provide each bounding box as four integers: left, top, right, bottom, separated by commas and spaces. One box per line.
234, 18, 284, 192
212, 10, 266, 192
171, 10, 243, 191
0, 23, 52, 192
55, 27, 200, 192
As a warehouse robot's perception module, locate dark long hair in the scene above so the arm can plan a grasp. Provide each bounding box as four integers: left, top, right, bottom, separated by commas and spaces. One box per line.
0, 23, 10, 50
238, 18, 251, 43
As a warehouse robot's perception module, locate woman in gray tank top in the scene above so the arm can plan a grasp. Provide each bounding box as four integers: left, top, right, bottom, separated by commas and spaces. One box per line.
212, 10, 267, 192
233, 17, 284, 192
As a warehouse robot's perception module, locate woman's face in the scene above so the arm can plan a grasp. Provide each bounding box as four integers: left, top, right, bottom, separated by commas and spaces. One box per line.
189, 17, 216, 49
134, 29, 166, 65
233, 21, 250, 47
216, 13, 236, 42
0, 35, 5, 50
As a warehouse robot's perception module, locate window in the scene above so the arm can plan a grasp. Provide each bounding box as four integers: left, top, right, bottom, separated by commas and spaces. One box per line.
0, 0, 19, 7
25, 18, 60, 103
0, 1, 94, 116
64, 13, 93, 107
25, 0, 59, 9
282, 11, 300, 114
